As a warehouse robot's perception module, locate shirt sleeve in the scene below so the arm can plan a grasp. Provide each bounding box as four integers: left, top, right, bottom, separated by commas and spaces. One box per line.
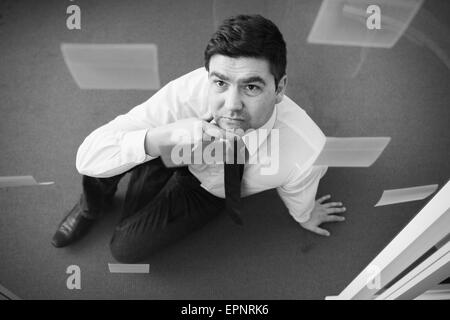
76, 67, 209, 178
276, 165, 328, 224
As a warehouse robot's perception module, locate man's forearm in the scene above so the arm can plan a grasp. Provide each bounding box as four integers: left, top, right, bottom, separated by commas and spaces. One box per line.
144, 118, 210, 158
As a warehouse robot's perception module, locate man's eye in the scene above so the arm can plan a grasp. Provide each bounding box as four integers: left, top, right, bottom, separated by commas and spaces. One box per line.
215, 80, 225, 87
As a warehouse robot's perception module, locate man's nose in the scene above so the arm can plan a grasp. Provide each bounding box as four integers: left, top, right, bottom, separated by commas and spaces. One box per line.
224, 88, 243, 112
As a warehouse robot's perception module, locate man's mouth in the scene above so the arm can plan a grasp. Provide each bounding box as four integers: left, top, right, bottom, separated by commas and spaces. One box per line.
222, 116, 244, 121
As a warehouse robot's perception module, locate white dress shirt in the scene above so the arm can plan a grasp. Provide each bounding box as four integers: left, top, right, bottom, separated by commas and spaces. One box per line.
76, 67, 327, 223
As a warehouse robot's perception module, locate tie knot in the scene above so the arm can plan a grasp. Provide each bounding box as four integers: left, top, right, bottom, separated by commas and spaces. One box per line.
224, 137, 245, 225
225, 137, 247, 165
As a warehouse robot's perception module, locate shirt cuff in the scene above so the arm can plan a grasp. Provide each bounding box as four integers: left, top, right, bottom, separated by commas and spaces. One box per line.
290, 200, 315, 224
120, 128, 156, 163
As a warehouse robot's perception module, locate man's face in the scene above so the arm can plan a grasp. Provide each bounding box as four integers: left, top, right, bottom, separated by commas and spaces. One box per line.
207, 55, 286, 132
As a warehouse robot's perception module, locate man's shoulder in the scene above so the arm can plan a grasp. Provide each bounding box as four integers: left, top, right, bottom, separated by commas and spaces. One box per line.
275, 96, 326, 150
136, 67, 209, 119
170, 67, 208, 87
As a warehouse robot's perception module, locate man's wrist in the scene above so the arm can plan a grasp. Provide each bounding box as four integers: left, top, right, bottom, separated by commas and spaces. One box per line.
144, 127, 164, 157
297, 207, 313, 225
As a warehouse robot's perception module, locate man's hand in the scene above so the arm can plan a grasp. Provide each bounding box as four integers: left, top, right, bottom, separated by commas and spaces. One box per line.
300, 194, 346, 237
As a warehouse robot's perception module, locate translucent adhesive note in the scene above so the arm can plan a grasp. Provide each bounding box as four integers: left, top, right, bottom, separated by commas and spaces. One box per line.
159, 139, 240, 168
61, 43, 160, 90
212, 0, 269, 30
0, 283, 21, 300
307, 0, 424, 48
374, 184, 439, 207
314, 137, 391, 167
108, 263, 150, 274
0, 176, 54, 188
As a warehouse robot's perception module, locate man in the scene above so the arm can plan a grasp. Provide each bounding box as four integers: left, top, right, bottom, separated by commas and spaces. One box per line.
52, 14, 346, 263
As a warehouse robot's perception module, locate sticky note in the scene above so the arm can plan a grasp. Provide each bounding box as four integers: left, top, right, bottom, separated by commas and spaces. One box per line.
0, 176, 54, 188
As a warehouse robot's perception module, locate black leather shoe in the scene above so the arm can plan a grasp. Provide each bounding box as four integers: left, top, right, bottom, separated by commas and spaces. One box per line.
51, 202, 96, 248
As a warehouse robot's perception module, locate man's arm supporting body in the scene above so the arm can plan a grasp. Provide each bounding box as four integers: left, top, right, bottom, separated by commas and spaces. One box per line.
277, 165, 329, 224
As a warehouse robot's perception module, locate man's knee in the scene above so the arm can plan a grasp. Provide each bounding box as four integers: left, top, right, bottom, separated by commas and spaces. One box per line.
312, 165, 328, 179
109, 234, 143, 263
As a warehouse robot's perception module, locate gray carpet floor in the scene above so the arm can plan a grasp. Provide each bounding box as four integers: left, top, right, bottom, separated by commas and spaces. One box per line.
0, 0, 449, 299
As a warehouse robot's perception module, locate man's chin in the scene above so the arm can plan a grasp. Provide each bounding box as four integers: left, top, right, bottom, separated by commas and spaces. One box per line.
218, 118, 248, 132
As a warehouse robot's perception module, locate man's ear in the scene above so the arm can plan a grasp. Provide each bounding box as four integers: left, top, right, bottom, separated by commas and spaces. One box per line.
275, 75, 288, 104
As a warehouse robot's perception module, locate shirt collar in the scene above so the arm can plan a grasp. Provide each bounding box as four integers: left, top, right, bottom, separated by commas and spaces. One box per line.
242, 106, 277, 156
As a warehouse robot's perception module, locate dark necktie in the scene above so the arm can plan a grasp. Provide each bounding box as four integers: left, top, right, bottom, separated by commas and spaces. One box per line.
224, 137, 245, 225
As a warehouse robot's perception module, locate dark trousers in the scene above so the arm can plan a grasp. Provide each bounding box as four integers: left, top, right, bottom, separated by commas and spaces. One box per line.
81, 158, 226, 263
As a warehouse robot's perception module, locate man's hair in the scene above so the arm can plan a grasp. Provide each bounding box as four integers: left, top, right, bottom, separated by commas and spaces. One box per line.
204, 14, 287, 88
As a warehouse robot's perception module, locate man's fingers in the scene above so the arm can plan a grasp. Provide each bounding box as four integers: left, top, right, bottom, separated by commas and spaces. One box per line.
227, 128, 246, 138
312, 227, 330, 237
326, 207, 346, 214
323, 201, 343, 208
200, 113, 214, 122
317, 194, 331, 204
324, 215, 346, 223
